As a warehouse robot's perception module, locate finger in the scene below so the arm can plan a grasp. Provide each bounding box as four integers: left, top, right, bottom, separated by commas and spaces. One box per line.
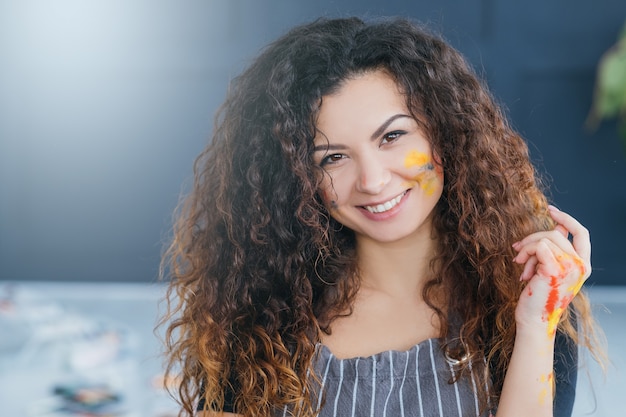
513, 238, 562, 278
518, 255, 538, 282
516, 237, 589, 282
513, 229, 575, 258
554, 224, 568, 239
548, 205, 591, 262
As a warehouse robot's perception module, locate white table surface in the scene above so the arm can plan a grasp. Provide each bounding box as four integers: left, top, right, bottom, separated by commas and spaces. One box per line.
0, 282, 177, 417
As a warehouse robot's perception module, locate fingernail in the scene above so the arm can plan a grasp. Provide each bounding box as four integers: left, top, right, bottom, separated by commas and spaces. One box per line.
548, 204, 559, 212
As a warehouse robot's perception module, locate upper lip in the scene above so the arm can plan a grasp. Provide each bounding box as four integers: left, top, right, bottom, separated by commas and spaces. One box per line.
359, 190, 407, 208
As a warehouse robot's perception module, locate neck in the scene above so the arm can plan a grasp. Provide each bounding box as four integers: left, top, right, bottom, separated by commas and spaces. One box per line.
355, 230, 437, 299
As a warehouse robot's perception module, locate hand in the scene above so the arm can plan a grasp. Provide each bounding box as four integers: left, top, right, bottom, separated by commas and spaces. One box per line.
512, 205, 591, 337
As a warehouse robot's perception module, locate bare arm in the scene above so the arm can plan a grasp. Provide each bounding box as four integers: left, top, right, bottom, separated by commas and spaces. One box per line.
498, 206, 590, 417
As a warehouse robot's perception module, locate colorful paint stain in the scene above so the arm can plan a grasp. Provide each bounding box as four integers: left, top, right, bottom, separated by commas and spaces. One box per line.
403, 150, 439, 196
545, 282, 565, 337
567, 255, 586, 294
404, 150, 431, 168
538, 373, 553, 405
538, 388, 548, 406
543, 254, 586, 337
415, 171, 439, 196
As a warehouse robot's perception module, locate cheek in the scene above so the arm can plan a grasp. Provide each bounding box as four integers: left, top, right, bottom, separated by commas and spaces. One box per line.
431, 152, 444, 180
403, 150, 431, 169
416, 171, 441, 196
403, 149, 441, 179
402, 149, 443, 196
319, 188, 332, 205
318, 179, 340, 211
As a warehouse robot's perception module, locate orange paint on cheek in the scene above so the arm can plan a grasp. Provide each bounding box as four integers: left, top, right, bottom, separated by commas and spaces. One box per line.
404, 150, 439, 196
414, 171, 438, 196
402, 179, 418, 189
404, 150, 431, 168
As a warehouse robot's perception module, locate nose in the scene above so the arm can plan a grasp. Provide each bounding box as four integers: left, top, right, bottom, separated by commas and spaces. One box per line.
355, 153, 391, 194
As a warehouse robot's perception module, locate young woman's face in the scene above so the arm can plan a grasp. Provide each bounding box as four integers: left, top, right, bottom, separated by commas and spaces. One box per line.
313, 71, 443, 245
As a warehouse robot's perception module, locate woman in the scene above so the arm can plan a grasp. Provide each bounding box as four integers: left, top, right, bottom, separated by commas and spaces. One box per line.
160, 17, 604, 417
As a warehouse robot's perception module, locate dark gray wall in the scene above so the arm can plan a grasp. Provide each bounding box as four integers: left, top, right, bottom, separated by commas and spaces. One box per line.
1, 0, 624, 284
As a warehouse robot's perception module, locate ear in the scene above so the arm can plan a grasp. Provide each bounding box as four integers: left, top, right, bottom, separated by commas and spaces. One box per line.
431, 150, 444, 178
431, 149, 443, 166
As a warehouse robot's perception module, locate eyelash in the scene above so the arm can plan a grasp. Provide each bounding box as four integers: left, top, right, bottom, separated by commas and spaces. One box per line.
320, 153, 344, 167
318, 130, 407, 167
381, 130, 406, 144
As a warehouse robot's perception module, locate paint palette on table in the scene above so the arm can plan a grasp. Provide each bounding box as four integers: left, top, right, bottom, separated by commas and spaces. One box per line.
53, 382, 124, 416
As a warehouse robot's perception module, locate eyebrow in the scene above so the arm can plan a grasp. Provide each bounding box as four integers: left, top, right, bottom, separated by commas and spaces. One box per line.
313, 113, 412, 153
370, 114, 412, 141
312, 142, 346, 153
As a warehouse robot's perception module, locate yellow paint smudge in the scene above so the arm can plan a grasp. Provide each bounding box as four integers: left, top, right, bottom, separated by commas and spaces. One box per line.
414, 171, 438, 196
567, 256, 586, 294
546, 306, 565, 337
403, 150, 440, 196
538, 372, 553, 405
539, 373, 553, 383
543, 254, 586, 337
404, 150, 430, 168
538, 388, 548, 405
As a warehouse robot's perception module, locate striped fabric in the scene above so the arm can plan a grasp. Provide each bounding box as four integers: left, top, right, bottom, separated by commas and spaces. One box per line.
299, 338, 488, 417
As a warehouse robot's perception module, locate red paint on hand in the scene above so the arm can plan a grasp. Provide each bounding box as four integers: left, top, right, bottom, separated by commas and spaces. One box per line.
545, 276, 560, 314
542, 253, 586, 337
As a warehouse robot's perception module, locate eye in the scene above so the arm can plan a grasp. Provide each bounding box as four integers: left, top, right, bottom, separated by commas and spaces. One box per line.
381, 130, 406, 145
320, 153, 346, 167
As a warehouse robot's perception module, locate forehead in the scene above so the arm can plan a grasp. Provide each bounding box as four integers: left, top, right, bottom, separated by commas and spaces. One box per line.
315, 71, 409, 138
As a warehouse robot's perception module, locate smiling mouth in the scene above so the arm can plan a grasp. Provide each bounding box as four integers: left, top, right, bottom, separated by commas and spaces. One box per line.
362, 191, 407, 214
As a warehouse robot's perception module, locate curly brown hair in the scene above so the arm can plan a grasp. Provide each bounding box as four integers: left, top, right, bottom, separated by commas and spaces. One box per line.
159, 17, 603, 417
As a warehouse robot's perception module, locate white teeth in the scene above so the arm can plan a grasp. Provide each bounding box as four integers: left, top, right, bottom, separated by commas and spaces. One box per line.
364, 192, 405, 213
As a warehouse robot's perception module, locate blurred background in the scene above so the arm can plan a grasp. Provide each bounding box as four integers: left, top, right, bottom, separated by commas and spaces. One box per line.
1, 0, 625, 286
0, 1, 624, 416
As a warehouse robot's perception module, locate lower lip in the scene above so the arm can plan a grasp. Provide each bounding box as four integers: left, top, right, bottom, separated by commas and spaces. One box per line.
359, 190, 409, 221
